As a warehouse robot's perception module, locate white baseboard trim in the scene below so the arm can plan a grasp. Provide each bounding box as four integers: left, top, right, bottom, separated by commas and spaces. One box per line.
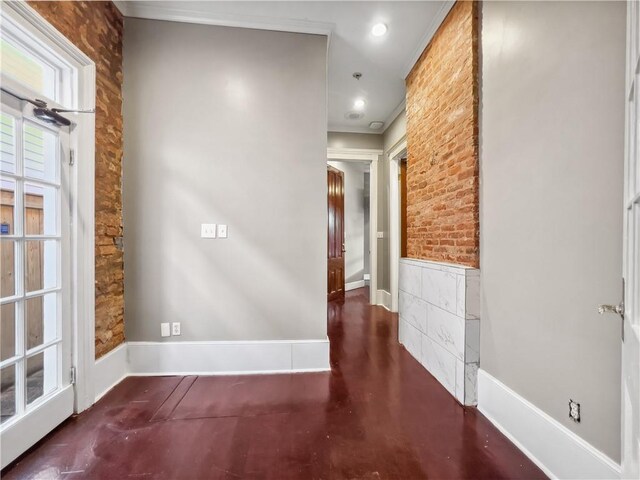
376, 289, 391, 310
93, 342, 128, 401
127, 339, 330, 376
477, 369, 621, 480
346, 280, 366, 291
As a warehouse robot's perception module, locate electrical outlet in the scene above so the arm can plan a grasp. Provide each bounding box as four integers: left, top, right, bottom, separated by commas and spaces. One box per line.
161, 323, 170, 337
569, 399, 580, 423
201, 224, 216, 238
172, 322, 181, 336
217, 224, 228, 238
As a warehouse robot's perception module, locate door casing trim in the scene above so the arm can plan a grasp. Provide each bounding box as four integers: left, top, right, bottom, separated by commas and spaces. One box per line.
327, 148, 382, 305
3, 2, 97, 414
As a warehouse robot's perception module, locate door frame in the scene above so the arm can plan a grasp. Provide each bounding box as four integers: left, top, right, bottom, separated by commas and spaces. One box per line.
388, 138, 407, 313
327, 147, 382, 305
622, 2, 640, 476
2, 3, 97, 417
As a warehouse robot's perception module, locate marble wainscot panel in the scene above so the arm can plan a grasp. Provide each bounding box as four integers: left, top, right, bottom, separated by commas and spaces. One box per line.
398, 258, 480, 405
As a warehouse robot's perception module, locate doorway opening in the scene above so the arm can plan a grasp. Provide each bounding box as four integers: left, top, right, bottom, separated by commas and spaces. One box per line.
0, 2, 96, 468
327, 161, 371, 302
327, 147, 381, 305
388, 139, 407, 313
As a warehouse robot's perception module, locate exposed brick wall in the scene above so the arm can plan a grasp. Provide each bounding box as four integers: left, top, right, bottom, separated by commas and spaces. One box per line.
28, 1, 125, 358
405, 1, 479, 267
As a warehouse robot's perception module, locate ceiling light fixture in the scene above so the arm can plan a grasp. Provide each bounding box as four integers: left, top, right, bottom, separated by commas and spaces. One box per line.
354, 98, 366, 110
371, 23, 388, 37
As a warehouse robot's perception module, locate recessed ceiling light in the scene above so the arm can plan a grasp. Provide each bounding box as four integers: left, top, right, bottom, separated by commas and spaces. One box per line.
372, 23, 388, 37
354, 98, 366, 110
369, 121, 384, 130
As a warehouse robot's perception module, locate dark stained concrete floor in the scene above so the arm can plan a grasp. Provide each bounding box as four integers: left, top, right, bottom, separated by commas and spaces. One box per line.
3, 288, 546, 479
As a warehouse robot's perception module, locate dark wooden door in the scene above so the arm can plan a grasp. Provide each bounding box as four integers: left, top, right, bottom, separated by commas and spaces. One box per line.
327, 166, 345, 301
400, 160, 408, 258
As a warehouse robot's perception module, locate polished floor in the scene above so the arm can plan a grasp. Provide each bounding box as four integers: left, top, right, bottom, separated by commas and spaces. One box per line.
4, 288, 546, 479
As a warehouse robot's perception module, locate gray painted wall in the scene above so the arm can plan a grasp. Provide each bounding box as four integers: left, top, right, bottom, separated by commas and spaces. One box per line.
123, 18, 328, 342
378, 109, 407, 292
481, 1, 625, 461
383, 109, 407, 154
327, 132, 383, 150
328, 161, 368, 284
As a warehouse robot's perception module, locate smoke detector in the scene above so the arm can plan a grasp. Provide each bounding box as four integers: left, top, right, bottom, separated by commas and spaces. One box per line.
369, 121, 384, 130
345, 111, 364, 120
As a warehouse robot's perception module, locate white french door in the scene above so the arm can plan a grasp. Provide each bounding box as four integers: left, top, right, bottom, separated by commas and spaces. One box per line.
623, 2, 640, 478
0, 89, 73, 467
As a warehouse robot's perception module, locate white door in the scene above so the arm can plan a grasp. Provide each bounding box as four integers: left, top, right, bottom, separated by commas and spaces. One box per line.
0, 89, 74, 467
622, 2, 640, 477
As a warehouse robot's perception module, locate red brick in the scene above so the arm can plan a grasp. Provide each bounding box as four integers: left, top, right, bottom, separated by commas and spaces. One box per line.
405, 1, 479, 268
28, 1, 125, 358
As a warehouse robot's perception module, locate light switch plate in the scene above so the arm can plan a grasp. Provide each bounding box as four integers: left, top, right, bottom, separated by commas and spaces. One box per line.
377, 231, 384, 239
217, 224, 228, 238
161, 323, 170, 337
172, 322, 181, 336
201, 223, 216, 238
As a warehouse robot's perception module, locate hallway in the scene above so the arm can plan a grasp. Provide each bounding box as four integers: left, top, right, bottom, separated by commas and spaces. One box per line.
4, 289, 545, 479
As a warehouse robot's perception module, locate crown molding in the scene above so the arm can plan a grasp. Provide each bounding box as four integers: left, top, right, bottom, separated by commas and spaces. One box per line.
328, 125, 385, 135
111, 1, 129, 16
382, 98, 406, 134
401, 0, 454, 79
111, 1, 333, 37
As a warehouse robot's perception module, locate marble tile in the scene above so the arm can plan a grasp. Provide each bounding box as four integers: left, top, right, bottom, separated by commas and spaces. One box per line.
464, 363, 479, 405
399, 319, 421, 362
455, 359, 465, 404
454, 360, 479, 406
399, 262, 421, 297
421, 267, 457, 314
456, 274, 465, 318
426, 304, 465, 361
421, 336, 456, 396
465, 274, 481, 319
399, 291, 427, 333
464, 319, 480, 363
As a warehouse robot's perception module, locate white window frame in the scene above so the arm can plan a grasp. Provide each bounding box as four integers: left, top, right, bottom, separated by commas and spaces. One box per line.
2, 3, 97, 416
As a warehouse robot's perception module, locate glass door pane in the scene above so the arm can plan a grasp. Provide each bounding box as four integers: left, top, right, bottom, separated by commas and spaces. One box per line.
0, 95, 66, 433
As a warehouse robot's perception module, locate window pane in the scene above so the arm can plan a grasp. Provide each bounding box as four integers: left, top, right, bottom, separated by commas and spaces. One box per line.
1, 364, 16, 424
1, 239, 17, 298
26, 345, 57, 405
1, 178, 16, 235
24, 123, 57, 183
24, 183, 56, 236
0, 302, 16, 361
0, 38, 56, 100
26, 293, 57, 351
24, 239, 57, 293
0, 113, 16, 174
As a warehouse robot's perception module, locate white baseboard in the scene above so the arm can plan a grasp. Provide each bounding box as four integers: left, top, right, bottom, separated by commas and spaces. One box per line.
127, 339, 330, 376
93, 342, 128, 401
346, 280, 365, 291
376, 289, 391, 310
477, 369, 621, 479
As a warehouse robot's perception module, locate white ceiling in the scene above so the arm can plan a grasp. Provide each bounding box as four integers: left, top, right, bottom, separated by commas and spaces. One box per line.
114, 1, 453, 134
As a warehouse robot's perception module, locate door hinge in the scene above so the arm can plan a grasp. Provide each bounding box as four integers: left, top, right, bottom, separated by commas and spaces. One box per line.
69, 149, 75, 166
70, 366, 76, 385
